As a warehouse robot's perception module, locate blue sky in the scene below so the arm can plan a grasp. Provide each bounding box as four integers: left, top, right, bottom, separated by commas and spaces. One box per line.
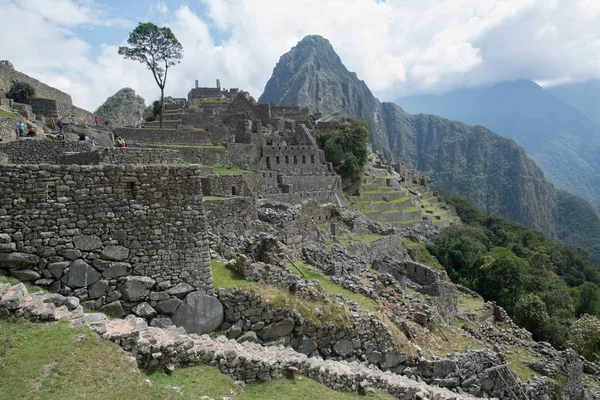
1, 0, 599, 111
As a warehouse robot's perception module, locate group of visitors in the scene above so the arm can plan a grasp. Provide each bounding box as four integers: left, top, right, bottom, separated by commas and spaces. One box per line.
16, 120, 37, 137
115, 136, 126, 147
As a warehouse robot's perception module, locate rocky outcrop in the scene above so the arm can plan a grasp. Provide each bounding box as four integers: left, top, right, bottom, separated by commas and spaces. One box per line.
94, 88, 145, 128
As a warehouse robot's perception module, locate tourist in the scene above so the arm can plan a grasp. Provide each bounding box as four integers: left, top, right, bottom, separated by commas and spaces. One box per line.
116, 136, 123, 147
92, 137, 97, 147
84, 135, 91, 143
56, 120, 64, 136
26, 127, 36, 137
17, 120, 25, 137
94, 116, 99, 126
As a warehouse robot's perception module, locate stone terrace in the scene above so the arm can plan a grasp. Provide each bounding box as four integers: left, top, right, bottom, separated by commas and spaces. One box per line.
0, 282, 471, 400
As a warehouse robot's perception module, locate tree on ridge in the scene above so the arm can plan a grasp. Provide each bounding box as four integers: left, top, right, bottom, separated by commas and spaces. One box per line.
118, 22, 183, 129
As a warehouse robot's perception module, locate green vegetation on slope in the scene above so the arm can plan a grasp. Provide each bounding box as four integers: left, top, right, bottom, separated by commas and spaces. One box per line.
0, 318, 393, 400
316, 117, 369, 179
427, 193, 600, 353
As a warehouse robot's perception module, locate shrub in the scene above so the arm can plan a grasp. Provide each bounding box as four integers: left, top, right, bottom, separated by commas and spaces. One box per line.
567, 314, 600, 361
7, 82, 35, 103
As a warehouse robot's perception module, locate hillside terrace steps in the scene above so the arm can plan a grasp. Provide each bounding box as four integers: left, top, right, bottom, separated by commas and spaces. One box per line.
0, 282, 472, 400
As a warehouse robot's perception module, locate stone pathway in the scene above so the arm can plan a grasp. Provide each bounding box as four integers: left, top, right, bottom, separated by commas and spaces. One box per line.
0, 282, 474, 399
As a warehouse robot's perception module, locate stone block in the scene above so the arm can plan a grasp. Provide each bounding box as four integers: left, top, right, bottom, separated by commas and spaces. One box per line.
101, 245, 130, 261
99, 300, 124, 318
73, 235, 103, 251
89, 280, 109, 299
258, 318, 295, 341
132, 302, 157, 318
154, 297, 182, 315
0, 252, 40, 270
58, 249, 82, 260
171, 291, 224, 335
63, 260, 101, 288
11, 269, 41, 281
48, 262, 69, 278
102, 262, 131, 279
333, 339, 354, 357
167, 282, 195, 297
118, 276, 155, 302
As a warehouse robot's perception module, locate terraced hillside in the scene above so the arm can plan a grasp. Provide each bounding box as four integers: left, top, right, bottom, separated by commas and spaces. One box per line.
351, 155, 459, 229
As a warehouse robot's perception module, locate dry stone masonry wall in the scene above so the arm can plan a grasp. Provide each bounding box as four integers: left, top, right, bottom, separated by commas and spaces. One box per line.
0, 164, 215, 332
0, 140, 93, 164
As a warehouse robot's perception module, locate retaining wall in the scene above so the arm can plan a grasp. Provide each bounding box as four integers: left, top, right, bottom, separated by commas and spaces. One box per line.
0, 164, 212, 320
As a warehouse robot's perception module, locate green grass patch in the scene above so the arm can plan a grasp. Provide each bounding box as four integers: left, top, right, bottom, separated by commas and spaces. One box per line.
381, 210, 401, 215
0, 319, 179, 399
285, 260, 379, 314
211, 258, 256, 290
357, 233, 383, 244
504, 345, 539, 382
0, 276, 47, 294
213, 167, 254, 174
457, 293, 485, 315
401, 238, 444, 270
203, 195, 227, 200
0, 108, 19, 118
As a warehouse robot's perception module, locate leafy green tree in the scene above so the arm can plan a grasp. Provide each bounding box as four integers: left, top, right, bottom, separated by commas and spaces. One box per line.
513, 294, 549, 337
7, 82, 35, 103
573, 282, 600, 316
476, 248, 526, 309
118, 22, 183, 129
316, 117, 368, 179
568, 314, 600, 361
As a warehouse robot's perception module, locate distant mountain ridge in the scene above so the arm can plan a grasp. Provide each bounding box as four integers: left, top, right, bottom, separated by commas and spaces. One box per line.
397, 80, 600, 209
259, 35, 600, 263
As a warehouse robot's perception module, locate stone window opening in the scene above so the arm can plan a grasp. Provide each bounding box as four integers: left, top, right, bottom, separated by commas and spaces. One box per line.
285, 155, 289, 164
232, 186, 238, 195
266, 156, 271, 169
302, 155, 306, 164
276, 156, 280, 164
311, 155, 315, 164
294, 156, 298, 164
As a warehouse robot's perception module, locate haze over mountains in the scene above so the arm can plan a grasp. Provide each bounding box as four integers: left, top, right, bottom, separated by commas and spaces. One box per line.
398, 80, 600, 210
259, 35, 600, 263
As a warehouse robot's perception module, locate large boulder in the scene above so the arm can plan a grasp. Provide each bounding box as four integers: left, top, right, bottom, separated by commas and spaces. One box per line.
0, 252, 40, 270
171, 291, 224, 335
118, 276, 155, 301
63, 260, 101, 288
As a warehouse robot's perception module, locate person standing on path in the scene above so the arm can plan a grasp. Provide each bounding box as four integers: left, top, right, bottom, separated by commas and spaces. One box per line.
17, 120, 25, 137
94, 116, 99, 126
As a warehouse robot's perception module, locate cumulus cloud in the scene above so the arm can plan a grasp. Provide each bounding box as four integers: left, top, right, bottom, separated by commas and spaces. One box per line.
0, 0, 598, 110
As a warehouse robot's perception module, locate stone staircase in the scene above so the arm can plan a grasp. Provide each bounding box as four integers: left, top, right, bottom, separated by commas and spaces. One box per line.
0, 282, 471, 400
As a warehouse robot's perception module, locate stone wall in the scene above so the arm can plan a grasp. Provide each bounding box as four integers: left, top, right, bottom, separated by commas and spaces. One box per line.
60, 148, 182, 165
267, 191, 340, 206
28, 98, 59, 119
201, 174, 254, 197
0, 164, 213, 324
114, 128, 211, 145
0, 140, 93, 164
228, 143, 261, 170
151, 145, 234, 167
373, 259, 458, 323
0, 64, 72, 105
204, 197, 258, 236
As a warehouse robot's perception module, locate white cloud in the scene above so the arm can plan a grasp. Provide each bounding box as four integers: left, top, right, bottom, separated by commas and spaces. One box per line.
0, 0, 599, 110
